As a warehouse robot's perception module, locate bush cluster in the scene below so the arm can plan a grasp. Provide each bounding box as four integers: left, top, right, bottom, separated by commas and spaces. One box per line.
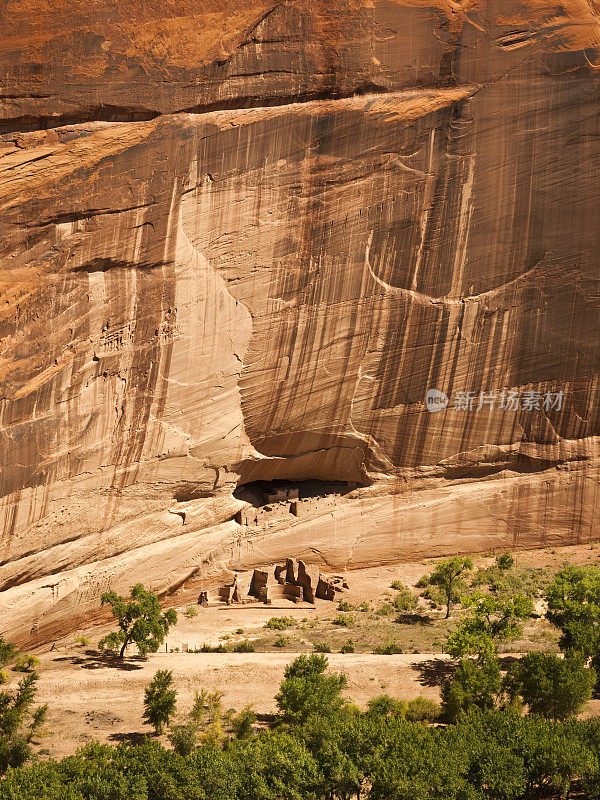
5, 709, 600, 799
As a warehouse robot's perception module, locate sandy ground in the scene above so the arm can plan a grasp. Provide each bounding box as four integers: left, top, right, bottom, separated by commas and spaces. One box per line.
14, 541, 600, 759
35, 651, 447, 759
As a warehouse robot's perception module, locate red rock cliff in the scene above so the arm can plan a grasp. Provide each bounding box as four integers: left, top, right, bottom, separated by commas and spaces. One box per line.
1, 0, 600, 643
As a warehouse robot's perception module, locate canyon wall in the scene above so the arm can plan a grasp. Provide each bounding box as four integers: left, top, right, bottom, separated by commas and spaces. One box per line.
1, 0, 600, 644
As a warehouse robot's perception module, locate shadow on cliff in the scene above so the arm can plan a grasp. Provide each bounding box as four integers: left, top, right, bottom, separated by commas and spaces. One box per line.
53, 649, 145, 671
412, 658, 455, 688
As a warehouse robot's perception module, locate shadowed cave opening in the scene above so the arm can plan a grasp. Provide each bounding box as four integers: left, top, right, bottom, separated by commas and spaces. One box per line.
232, 479, 359, 525
234, 479, 358, 506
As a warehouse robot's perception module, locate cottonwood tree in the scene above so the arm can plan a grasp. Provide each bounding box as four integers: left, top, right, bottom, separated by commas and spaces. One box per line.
441, 657, 503, 722
143, 669, 177, 735
417, 556, 473, 618
99, 584, 177, 658
546, 564, 600, 684
275, 654, 347, 724
442, 592, 534, 721
446, 592, 534, 660
0, 671, 48, 774
506, 652, 596, 720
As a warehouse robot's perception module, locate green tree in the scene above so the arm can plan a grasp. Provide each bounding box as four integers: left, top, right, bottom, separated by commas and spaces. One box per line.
98, 584, 177, 658
12, 655, 39, 673
417, 557, 473, 618
187, 689, 226, 745
441, 657, 503, 723
143, 669, 177, 734
299, 712, 364, 800
546, 564, 600, 681
233, 730, 321, 800
442, 591, 533, 723
275, 654, 347, 725
0, 636, 17, 669
0, 672, 48, 774
506, 652, 596, 720
368, 718, 469, 800
446, 592, 534, 659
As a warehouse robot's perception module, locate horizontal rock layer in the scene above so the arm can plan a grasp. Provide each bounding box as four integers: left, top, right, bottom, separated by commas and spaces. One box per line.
1, 0, 600, 644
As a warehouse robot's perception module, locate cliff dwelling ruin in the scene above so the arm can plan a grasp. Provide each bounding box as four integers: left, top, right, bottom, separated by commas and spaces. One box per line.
212, 558, 349, 606
232, 480, 359, 527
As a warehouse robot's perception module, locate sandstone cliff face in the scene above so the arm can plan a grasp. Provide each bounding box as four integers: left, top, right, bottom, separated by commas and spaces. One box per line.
1, 1, 600, 644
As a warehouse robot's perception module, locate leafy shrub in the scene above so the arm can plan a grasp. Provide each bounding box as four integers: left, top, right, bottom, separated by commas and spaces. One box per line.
184, 606, 198, 618
496, 552, 514, 571
73, 636, 89, 647
231, 707, 256, 740
265, 617, 295, 630
373, 643, 403, 655
376, 603, 394, 616
367, 694, 407, 718
273, 636, 288, 648
359, 601, 370, 612
471, 557, 549, 598
200, 643, 228, 653
12, 655, 39, 673
0, 670, 7, 685
313, 642, 332, 653
340, 639, 355, 654
233, 640, 255, 653
406, 696, 440, 723
392, 588, 417, 612
189, 691, 207, 725
419, 585, 446, 608
333, 613, 354, 627
168, 721, 198, 756
337, 601, 356, 612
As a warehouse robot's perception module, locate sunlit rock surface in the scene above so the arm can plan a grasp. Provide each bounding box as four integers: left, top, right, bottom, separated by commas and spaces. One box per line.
1, 0, 600, 644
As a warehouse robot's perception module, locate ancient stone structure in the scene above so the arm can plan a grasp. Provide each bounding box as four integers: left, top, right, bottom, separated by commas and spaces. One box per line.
234, 508, 259, 527
225, 562, 345, 605
1, 1, 600, 643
